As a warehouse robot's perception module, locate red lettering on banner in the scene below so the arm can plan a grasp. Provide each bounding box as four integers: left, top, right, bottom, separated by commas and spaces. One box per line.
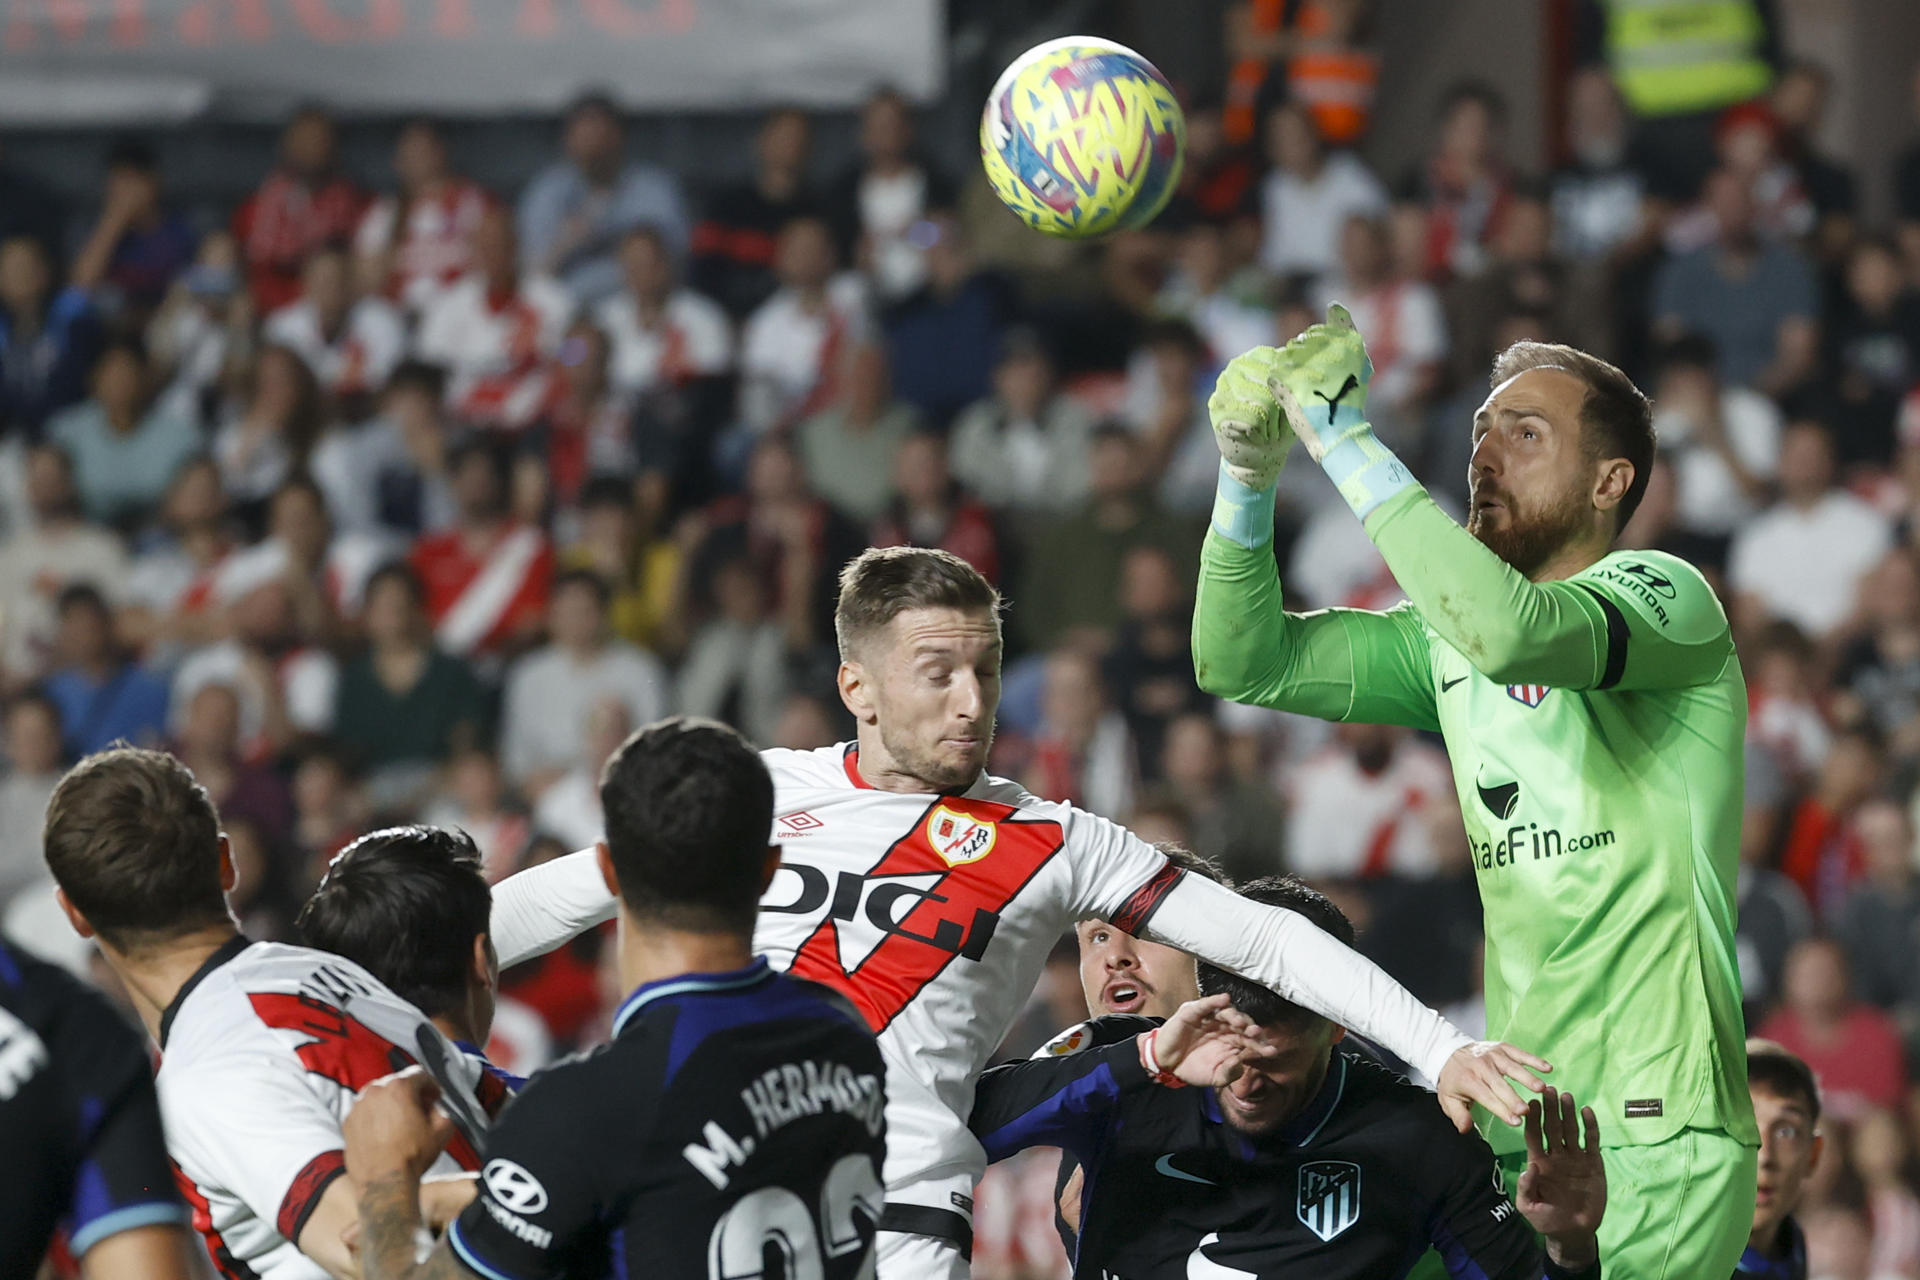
514, 0, 554, 36
581, 0, 691, 38
177, 0, 270, 45
5, 0, 90, 51
289, 0, 400, 43
433, 0, 471, 38
108, 0, 144, 47
787, 798, 1064, 1032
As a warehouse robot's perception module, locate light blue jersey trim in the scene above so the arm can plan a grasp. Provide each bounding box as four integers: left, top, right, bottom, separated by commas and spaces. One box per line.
448, 1217, 527, 1280
610, 957, 774, 1039
69, 1202, 191, 1257
1294, 1055, 1349, 1147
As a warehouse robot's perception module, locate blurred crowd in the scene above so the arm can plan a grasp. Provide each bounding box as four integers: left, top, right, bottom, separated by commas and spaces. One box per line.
4, 0, 1920, 1275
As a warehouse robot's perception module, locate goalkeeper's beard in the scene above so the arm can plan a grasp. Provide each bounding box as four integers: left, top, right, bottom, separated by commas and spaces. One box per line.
1467, 482, 1590, 580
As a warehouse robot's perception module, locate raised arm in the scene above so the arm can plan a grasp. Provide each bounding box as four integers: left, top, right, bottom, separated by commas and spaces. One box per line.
489, 847, 616, 969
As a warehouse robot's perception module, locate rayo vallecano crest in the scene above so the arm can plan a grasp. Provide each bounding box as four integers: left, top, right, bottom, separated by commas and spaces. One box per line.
927, 804, 997, 866
1296, 1160, 1362, 1242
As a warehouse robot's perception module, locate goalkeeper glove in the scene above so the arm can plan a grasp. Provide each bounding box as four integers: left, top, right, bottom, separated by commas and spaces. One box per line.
1275, 303, 1415, 521
1207, 345, 1296, 548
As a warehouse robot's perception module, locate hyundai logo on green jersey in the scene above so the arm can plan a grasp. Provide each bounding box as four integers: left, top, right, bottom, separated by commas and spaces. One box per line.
1618, 561, 1677, 598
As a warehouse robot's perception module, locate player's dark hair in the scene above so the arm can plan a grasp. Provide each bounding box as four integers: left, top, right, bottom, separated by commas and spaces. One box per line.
833, 546, 1001, 660
1747, 1038, 1821, 1128
600, 716, 775, 933
296, 825, 491, 1021
1154, 842, 1226, 887
1491, 340, 1655, 535
365, 559, 425, 607
55, 581, 111, 620
384, 358, 447, 402
553, 565, 613, 610
42, 747, 231, 950
1197, 876, 1353, 1031
1656, 332, 1721, 378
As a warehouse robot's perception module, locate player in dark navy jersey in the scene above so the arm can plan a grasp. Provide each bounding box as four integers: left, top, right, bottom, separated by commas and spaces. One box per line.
971, 878, 1608, 1280
1736, 1041, 1820, 1280
343, 716, 887, 1280
0, 935, 198, 1279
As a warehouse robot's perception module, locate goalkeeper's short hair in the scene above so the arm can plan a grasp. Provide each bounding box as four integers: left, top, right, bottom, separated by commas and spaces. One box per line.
1197, 876, 1353, 1032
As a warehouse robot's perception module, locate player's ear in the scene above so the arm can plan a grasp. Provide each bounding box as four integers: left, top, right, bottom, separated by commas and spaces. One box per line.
837, 658, 876, 723
1592, 456, 1633, 515
216, 833, 238, 894
760, 845, 783, 894
472, 933, 496, 987
1328, 1025, 1348, 1047
1809, 1131, 1825, 1174
595, 840, 620, 897
53, 886, 95, 940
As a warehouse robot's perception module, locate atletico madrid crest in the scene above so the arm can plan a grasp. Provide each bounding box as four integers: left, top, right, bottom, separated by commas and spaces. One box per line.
1506, 684, 1550, 708
927, 805, 998, 866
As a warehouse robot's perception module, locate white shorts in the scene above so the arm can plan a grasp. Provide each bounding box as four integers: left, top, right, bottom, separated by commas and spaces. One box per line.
875, 1228, 969, 1280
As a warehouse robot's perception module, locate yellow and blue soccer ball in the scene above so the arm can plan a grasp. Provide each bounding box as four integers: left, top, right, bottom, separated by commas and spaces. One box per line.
980, 36, 1186, 239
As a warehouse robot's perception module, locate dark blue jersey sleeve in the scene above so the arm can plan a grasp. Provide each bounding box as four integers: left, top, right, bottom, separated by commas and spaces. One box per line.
969, 1015, 1158, 1164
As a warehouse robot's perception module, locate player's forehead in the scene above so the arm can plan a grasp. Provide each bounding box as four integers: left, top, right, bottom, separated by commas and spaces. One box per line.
1475, 367, 1587, 426
881, 606, 1002, 660
1750, 1086, 1813, 1124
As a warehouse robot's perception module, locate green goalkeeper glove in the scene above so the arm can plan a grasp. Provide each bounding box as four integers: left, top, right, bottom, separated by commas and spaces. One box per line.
1276, 302, 1415, 521
1207, 345, 1296, 548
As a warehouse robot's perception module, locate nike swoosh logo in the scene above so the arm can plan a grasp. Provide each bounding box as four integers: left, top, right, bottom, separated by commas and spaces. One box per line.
1155, 1154, 1216, 1185
1440, 676, 1468, 692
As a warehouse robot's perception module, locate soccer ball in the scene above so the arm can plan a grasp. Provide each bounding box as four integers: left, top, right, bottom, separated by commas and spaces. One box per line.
980, 36, 1186, 239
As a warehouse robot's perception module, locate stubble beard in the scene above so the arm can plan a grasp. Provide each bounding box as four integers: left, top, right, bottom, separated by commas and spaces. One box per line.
880, 719, 995, 792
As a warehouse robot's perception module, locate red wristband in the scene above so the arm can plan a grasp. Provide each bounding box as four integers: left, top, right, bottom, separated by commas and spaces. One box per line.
1140, 1028, 1185, 1088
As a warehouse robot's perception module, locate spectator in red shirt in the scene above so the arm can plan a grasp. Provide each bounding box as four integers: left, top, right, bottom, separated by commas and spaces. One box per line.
232, 106, 369, 313
355, 118, 493, 317
1779, 726, 1883, 918
1404, 80, 1514, 281
870, 431, 1001, 585
409, 437, 554, 662
1759, 936, 1909, 1121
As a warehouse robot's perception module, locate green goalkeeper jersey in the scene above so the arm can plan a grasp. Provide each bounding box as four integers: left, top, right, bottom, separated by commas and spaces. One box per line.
1193, 485, 1758, 1154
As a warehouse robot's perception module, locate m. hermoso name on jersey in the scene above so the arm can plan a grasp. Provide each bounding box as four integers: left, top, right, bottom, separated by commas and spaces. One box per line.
686, 1057, 886, 1189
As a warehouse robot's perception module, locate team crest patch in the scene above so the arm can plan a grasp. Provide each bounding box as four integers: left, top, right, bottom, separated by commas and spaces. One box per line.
1296, 1161, 1361, 1242
1037, 1022, 1092, 1058
927, 804, 997, 866
1506, 684, 1550, 708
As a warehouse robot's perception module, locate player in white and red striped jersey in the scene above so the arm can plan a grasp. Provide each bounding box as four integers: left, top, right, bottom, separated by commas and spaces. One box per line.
40, 748, 503, 1280
488, 547, 1554, 1280
354, 120, 494, 317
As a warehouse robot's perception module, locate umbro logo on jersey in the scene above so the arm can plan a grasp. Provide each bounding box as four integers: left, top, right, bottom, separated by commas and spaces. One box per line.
1154, 1154, 1216, 1185
1507, 684, 1550, 707
777, 811, 824, 837
1297, 1160, 1362, 1241
927, 805, 997, 866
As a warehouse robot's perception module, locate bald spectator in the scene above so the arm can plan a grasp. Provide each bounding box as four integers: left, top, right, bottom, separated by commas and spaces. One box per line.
1729, 419, 1891, 640
517, 92, 689, 307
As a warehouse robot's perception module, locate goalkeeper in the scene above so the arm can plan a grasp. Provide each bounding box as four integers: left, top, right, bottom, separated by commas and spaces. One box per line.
1195, 309, 1757, 1280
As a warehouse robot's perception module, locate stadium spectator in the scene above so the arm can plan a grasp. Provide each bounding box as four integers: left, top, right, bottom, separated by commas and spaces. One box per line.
212, 344, 322, 534
1777, 726, 1882, 917
1759, 937, 1909, 1121
1742, 1040, 1823, 1277
1729, 419, 1891, 641
1833, 799, 1920, 1051
1653, 167, 1819, 394
1101, 544, 1207, 781
796, 341, 922, 524
1224, 0, 1378, 148
1162, 101, 1259, 229
41, 582, 167, 756
1315, 213, 1446, 440
47, 337, 200, 530
330, 359, 455, 539
884, 210, 1010, 427
354, 117, 493, 316
1823, 236, 1920, 468
409, 437, 554, 660
1834, 551, 1920, 758
1771, 60, 1858, 260
1016, 425, 1199, 652
1257, 97, 1387, 284
517, 91, 690, 306
831, 86, 955, 302
144, 229, 250, 427
0, 690, 62, 907
0, 234, 101, 441
68, 138, 195, 324
499, 568, 666, 797
675, 550, 790, 747
261, 245, 405, 412
421, 746, 528, 881
1851, 1107, 1920, 1277
1006, 648, 1137, 820
596, 224, 731, 401
737, 214, 868, 436
1737, 810, 1817, 1020
947, 329, 1096, 517
1405, 80, 1515, 281
530, 696, 628, 849
118, 456, 229, 656
870, 432, 1001, 584
0, 140, 67, 257
691, 106, 820, 320
1160, 221, 1274, 368
1650, 333, 1780, 555
1356, 793, 1487, 1010
331, 561, 487, 796
1160, 710, 1285, 883
0, 442, 128, 685
231, 105, 368, 312
169, 679, 293, 843
1123, 317, 1217, 514
1283, 721, 1454, 881
561, 474, 683, 656
1548, 68, 1651, 265
530, 320, 633, 505
416, 205, 574, 432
